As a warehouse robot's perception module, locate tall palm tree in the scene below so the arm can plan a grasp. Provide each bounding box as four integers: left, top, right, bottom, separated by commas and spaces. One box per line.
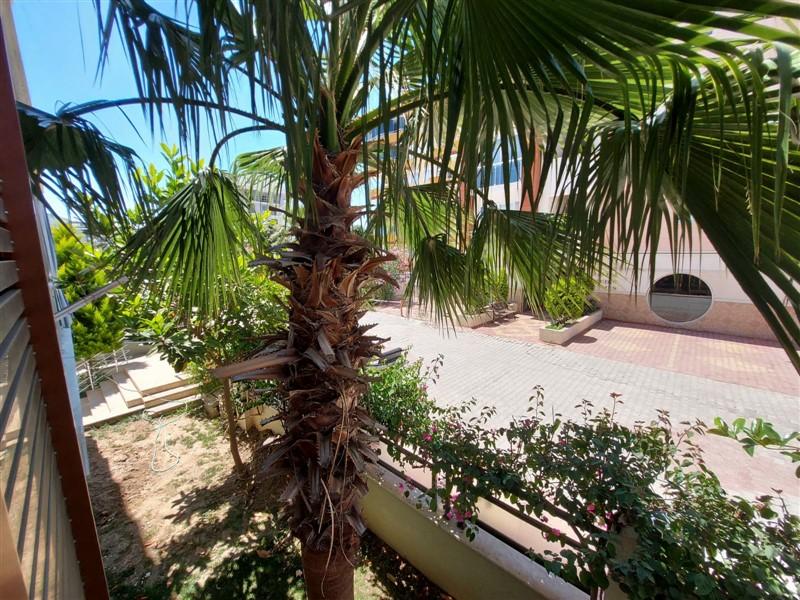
22, 2, 800, 598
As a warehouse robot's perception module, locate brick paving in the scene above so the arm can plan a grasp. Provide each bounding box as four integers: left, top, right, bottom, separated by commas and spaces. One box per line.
477, 314, 799, 396
367, 310, 800, 510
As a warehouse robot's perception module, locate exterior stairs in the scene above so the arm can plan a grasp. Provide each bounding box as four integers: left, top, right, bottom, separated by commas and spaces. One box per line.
81, 354, 203, 428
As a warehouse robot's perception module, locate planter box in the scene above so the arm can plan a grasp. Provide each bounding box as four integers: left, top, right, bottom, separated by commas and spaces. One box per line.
539, 309, 603, 345
236, 404, 284, 434
363, 464, 587, 600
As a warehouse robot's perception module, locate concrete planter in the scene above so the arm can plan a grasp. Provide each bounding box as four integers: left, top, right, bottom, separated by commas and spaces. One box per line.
236, 404, 284, 434
363, 464, 587, 600
539, 309, 603, 345
458, 311, 494, 328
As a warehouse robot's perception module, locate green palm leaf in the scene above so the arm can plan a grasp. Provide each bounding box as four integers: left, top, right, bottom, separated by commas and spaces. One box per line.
120, 169, 258, 319
18, 102, 141, 232
38, 0, 800, 363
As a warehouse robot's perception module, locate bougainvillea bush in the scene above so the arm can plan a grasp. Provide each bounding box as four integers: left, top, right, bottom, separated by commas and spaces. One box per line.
366, 358, 800, 598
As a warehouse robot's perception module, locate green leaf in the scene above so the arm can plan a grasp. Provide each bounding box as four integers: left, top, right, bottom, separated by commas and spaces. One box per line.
693, 573, 715, 596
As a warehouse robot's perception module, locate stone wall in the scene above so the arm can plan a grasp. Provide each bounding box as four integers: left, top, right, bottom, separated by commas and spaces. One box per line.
596, 293, 778, 341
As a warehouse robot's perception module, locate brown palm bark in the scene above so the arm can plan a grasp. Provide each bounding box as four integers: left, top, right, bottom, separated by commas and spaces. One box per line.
302, 546, 355, 600
247, 132, 394, 599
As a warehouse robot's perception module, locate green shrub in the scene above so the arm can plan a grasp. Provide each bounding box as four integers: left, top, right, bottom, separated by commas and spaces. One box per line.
374, 260, 401, 301
135, 262, 287, 381
362, 353, 439, 437
464, 270, 510, 314
485, 270, 510, 304
543, 275, 593, 327
53, 224, 130, 359
377, 384, 800, 598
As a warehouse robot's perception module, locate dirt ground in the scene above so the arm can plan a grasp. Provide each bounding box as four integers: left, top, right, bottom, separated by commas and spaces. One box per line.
86, 407, 450, 599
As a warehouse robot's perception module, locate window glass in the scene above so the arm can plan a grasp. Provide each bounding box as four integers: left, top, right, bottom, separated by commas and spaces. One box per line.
478, 159, 521, 187
649, 274, 712, 323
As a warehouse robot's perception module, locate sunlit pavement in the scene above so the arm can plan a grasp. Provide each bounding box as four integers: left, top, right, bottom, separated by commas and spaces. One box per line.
367, 310, 800, 512
476, 313, 798, 396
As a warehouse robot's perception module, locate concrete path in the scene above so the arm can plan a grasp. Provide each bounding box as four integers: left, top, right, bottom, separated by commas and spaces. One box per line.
366, 310, 800, 510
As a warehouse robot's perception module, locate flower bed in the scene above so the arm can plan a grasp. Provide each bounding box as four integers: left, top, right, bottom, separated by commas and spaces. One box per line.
363, 356, 800, 599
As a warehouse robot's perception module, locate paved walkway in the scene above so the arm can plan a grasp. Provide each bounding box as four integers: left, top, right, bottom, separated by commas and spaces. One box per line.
367, 310, 800, 510
477, 313, 798, 396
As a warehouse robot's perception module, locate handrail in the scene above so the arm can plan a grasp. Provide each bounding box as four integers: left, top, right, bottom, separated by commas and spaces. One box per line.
54, 276, 128, 319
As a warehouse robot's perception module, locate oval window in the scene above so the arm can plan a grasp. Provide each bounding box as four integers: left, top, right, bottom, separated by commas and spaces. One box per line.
648, 274, 712, 323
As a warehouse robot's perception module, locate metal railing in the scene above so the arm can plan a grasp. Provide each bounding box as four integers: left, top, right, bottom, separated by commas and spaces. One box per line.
377, 434, 584, 550
76, 342, 151, 393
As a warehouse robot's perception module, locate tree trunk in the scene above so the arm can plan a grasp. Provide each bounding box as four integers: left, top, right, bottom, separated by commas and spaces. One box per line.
253, 133, 395, 595
302, 545, 355, 600
221, 378, 244, 470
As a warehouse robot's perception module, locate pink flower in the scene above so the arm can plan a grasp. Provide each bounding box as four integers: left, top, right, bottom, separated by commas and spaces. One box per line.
422, 433, 432, 442
422, 384, 428, 392
464, 510, 473, 519
550, 528, 561, 538
445, 510, 454, 520
450, 492, 460, 503
431, 425, 438, 434
540, 515, 549, 523
559, 439, 567, 446
397, 483, 405, 491
587, 503, 596, 514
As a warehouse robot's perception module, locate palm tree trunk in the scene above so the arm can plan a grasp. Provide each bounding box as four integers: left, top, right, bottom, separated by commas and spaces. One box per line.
259, 133, 395, 599
302, 546, 355, 600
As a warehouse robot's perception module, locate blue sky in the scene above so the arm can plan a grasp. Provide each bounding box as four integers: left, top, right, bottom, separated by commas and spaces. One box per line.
12, 0, 285, 173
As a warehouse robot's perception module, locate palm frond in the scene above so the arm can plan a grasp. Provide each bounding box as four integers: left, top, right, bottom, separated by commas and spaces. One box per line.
120, 169, 258, 320
468, 207, 602, 312
18, 102, 141, 232
96, 0, 321, 205
233, 147, 288, 209
552, 48, 800, 369
90, 0, 800, 366
406, 234, 476, 328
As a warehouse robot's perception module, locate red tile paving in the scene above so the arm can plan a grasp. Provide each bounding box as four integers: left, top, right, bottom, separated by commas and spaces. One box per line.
477, 314, 799, 396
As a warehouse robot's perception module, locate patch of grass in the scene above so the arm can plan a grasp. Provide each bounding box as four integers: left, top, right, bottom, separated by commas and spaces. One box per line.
194, 425, 221, 449
201, 463, 225, 484
176, 415, 223, 450
179, 548, 305, 600
108, 568, 172, 600
92, 411, 447, 600
88, 413, 148, 440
